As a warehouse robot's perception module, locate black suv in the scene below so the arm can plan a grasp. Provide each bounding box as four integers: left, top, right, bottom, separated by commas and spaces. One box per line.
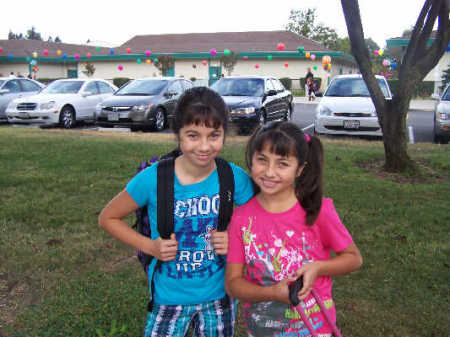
95, 77, 192, 131
210, 76, 293, 134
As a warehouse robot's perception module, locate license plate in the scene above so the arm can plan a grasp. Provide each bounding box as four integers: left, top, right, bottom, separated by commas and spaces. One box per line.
108, 112, 119, 121
343, 120, 360, 129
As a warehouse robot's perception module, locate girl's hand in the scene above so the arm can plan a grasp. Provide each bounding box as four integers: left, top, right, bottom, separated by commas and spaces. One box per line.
211, 230, 228, 255
151, 233, 178, 261
294, 262, 323, 301
271, 276, 298, 304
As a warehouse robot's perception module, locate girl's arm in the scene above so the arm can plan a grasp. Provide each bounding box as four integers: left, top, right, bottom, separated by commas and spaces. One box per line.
296, 243, 363, 300
225, 263, 296, 305
98, 189, 178, 261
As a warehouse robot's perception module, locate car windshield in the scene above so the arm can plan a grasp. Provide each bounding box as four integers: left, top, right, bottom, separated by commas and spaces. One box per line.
325, 77, 391, 98
211, 78, 264, 97
0, 80, 5, 87
442, 87, 450, 101
115, 79, 168, 96
41, 81, 84, 94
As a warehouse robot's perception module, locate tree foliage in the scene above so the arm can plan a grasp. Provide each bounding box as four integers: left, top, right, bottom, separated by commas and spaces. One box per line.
8, 27, 62, 42
153, 55, 175, 76
341, 0, 450, 172
26, 26, 43, 41
219, 51, 238, 76
285, 8, 339, 50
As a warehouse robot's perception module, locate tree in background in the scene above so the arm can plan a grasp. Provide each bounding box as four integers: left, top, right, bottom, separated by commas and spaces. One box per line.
220, 51, 238, 76
341, 0, 449, 172
440, 64, 450, 91
26, 26, 42, 41
285, 8, 339, 50
54, 36, 62, 43
153, 55, 175, 76
8, 27, 62, 42
82, 62, 96, 77
8, 31, 23, 40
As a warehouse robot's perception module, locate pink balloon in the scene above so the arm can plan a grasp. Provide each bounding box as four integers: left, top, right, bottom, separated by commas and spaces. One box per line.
254, 64, 259, 69
210, 48, 217, 56
202, 60, 207, 66
374, 50, 379, 56
126, 48, 131, 54
310, 54, 316, 61
75, 54, 80, 60
277, 42, 285, 51
43, 49, 49, 56
0, 47, 3, 53
145, 50, 152, 57
243, 55, 248, 60
87, 52, 92, 58
284, 62, 289, 67
118, 65, 123, 71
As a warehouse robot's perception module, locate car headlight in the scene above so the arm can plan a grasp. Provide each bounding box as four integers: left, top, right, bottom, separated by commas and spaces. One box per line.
439, 112, 448, 120
40, 101, 56, 110
132, 104, 153, 113
317, 105, 332, 116
6, 101, 17, 110
231, 107, 256, 114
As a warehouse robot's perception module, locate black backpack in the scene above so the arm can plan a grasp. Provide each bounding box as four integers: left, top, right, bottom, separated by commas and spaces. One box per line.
133, 150, 235, 310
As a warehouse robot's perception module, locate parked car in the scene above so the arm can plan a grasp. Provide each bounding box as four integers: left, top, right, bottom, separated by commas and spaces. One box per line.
431, 84, 450, 144
95, 77, 193, 131
210, 76, 293, 134
314, 74, 392, 137
0, 77, 45, 123
6, 78, 117, 128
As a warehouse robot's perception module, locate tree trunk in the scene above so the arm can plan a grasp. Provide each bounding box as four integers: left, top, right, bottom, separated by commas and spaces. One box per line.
380, 97, 417, 172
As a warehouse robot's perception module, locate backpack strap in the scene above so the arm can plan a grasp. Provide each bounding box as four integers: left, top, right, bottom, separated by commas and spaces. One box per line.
215, 157, 235, 231
156, 157, 175, 239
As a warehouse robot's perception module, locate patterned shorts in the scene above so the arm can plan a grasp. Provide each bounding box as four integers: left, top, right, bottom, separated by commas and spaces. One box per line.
143, 295, 236, 337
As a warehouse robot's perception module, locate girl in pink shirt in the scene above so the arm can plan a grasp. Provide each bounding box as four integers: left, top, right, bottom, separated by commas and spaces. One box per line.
226, 121, 363, 337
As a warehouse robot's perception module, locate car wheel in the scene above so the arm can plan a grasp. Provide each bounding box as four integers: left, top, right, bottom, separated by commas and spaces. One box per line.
284, 106, 292, 121
154, 108, 166, 131
60, 106, 76, 129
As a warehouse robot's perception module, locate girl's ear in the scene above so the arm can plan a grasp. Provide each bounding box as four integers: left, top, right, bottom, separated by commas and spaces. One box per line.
296, 162, 307, 177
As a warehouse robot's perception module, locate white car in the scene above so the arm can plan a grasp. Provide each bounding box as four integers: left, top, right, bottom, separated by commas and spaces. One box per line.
6, 78, 117, 128
432, 84, 450, 144
314, 74, 392, 137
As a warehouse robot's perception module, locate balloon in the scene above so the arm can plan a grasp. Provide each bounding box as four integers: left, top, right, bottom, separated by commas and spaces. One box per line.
110, 49, 115, 55
297, 46, 304, 53
446, 43, 450, 52
223, 49, 230, 56
267, 55, 272, 61
374, 50, 379, 56
43, 49, 49, 56
254, 64, 259, 69
382, 59, 389, 67
96, 46, 100, 52
26, 57, 31, 62
323, 63, 331, 71
8, 54, 13, 60
154, 58, 158, 63
63, 53, 67, 59
145, 50, 152, 57
57, 50, 62, 56
210, 48, 217, 56
305, 52, 310, 58
0, 47, 3, 53
277, 42, 285, 51
322, 55, 331, 64
243, 55, 248, 60
310, 54, 316, 61
126, 48, 131, 54
284, 62, 289, 68
137, 58, 141, 64
75, 54, 80, 60
378, 49, 384, 56
87, 52, 92, 58
146, 59, 151, 64
118, 64, 123, 71
391, 61, 397, 70
202, 60, 207, 66
32, 52, 38, 58
313, 65, 318, 70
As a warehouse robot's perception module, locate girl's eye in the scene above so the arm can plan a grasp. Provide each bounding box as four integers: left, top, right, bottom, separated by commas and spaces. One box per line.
279, 162, 289, 167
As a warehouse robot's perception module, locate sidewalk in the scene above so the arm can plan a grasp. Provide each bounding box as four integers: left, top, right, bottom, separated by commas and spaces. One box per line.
293, 96, 435, 111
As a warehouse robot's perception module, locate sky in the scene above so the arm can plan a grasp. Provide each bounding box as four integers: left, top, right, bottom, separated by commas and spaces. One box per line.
1, 0, 427, 49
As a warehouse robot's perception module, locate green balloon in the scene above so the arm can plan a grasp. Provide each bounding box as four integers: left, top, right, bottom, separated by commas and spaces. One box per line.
154, 58, 158, 63
298, 46, 304, 53
267, 55, 272, 61
313, 66, 318, 70
96, 46, 100, 52
26, 57, 31, 62
137, 58, 141, 64
224, 49, 230, 56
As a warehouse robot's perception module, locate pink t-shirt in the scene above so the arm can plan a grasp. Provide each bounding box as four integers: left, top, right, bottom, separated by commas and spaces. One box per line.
227, 197, 353, 337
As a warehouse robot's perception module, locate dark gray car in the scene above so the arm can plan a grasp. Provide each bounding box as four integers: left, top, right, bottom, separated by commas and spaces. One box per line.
0, 77, 45, 123
95, 77, 193, 131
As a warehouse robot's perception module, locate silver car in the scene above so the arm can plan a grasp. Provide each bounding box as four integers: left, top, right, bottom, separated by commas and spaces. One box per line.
432, 84, 450, 144
0, 77, 45, 123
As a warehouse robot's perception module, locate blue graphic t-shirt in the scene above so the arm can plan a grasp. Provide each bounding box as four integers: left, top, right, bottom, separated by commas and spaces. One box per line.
126, 160, 254, 305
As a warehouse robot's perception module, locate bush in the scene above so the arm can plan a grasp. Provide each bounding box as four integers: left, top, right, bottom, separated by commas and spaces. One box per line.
113, 77, 131, 89
388, 80, 434, 98
300, 77, 322, 91
279, 77, 292, 90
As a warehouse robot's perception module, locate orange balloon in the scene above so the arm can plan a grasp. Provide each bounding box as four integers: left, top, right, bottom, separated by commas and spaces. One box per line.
146, 59, 151, 64
57, 50, 62, 56
305, 52, 310, 58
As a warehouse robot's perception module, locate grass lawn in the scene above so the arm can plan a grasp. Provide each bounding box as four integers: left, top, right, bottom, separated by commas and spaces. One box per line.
0, 127, 449, 337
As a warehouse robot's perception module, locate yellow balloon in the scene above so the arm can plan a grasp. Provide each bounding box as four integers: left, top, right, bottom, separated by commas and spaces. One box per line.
379, 49, 384, 56
57, 50, 62, 56
32, 52, 38, 58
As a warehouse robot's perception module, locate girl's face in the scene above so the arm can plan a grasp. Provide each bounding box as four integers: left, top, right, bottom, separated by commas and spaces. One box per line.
251, 142, 304, 198
178, 123, 224, 169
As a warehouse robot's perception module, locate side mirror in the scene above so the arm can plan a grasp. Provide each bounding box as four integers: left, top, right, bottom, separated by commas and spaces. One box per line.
431, 93, 440, 100
82, 91, 93, 97
0, 89, 10, 95
267, 89, 277, 96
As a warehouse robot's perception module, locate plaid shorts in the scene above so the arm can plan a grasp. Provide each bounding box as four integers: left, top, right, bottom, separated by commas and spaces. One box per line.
143, 295, 236, 337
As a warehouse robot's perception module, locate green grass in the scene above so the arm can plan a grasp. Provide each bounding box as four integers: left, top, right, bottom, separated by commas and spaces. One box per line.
1, 128, 449, 337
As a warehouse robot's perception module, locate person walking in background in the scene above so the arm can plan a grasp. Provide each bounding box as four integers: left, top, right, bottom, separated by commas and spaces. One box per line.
99, 87, 254, 337
305, 67, 314, 97
306, 77, 316, 101
226, 121, 362, 337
